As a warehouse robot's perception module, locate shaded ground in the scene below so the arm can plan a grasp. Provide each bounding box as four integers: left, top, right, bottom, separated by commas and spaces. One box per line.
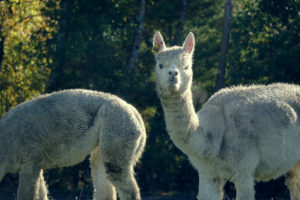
0, 192, 289, 200
0, 193, 198, 200
0, 195, 290, 200
0, 175, 290, 200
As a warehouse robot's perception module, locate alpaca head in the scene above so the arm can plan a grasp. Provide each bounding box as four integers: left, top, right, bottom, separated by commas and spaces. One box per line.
153, 32, 195, 99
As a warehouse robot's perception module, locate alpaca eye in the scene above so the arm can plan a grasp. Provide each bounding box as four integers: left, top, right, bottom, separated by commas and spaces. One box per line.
159, 64, 163, 69
184, 66, 189, 70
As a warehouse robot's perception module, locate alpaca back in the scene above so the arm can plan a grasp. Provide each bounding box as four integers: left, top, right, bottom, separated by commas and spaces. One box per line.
207, 83, 300, 110
202, 83, 300, 130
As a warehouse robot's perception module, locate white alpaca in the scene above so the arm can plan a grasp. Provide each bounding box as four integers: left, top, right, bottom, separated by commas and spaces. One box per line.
153, 31, 300, 200
0, 89, 146, 200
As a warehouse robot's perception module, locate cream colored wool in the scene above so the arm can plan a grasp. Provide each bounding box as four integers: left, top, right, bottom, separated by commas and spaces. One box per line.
0, 89, 146, 200
153, 31, 300, 200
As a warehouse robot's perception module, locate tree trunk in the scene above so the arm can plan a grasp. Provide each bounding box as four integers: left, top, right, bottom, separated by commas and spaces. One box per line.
0, 5, 6, 71
215, 0, 234, 91
127, 0, 145, 78
46, 2, 68, 92
0, 33, 4, 116
174, 0, 188, 45
0, 36, 4, 70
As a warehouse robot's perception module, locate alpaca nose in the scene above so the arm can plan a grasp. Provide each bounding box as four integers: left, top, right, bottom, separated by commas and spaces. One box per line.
168, 69, 179, 76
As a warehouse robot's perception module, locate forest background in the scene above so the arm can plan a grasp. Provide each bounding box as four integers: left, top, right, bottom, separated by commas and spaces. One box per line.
0, 0, 299, 199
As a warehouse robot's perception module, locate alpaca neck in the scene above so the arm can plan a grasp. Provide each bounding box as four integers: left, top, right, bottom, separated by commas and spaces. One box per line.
159, 89, 199, 147
160, 88, 224, 159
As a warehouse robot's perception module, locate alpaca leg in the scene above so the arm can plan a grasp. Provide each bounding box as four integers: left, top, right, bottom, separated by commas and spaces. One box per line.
100, 143, 141, 200
234, 175, 255, 200
36, 170, 49, 200
286, 162, 300, 200
98, 105, 144, 200
197, 175, 224, 200
90, 147, 116, 200
104, 164, 140, 200
17, 163, 41, 200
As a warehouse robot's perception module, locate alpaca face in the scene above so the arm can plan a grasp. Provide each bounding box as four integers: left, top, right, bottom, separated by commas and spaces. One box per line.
153, 32, 195, 98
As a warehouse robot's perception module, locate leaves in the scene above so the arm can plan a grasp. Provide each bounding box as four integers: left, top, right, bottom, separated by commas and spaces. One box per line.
0, 0, 56, 115
228, 0, 300, 85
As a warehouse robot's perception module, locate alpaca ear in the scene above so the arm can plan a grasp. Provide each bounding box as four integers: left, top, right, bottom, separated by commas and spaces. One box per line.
153, 32, 166, 54
182, 32, 195, 54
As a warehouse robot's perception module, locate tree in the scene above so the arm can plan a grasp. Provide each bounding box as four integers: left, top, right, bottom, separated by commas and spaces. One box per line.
228, 0, 300, 85
127, 0, 146, 78
0, 31, 4, 70
0, 0, 55, 116
173, 0, 188, 45
215, 0, 234, 91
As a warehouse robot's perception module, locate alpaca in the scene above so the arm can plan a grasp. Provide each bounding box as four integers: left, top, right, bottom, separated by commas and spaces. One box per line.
0, 89, 146, 200
153, 31, 300, 200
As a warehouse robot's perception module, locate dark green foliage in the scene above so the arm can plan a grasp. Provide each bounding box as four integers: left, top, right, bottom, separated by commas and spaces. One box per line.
228, 0, 300, 85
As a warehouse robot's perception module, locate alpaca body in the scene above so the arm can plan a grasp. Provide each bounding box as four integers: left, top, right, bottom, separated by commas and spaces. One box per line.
198, 84, 300, 179
153, 32, 300, 200
0, 89, 146, 200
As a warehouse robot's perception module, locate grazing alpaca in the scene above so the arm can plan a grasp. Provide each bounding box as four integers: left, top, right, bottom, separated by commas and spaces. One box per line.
153, 31, 300, 200
0, 89, 146, 200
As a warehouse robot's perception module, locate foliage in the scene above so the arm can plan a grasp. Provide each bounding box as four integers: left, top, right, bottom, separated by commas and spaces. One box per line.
0, 0, 299, 198
0, 0, 57, 116
228, 0, 300, 85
